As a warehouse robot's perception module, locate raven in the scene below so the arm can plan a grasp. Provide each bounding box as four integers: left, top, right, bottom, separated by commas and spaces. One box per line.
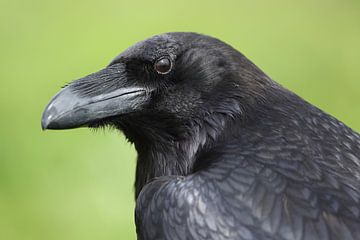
42, 32, 360, 240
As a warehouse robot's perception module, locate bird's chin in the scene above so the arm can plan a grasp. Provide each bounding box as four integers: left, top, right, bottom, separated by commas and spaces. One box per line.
86, 115, 123, 130
87, 119, 110, 129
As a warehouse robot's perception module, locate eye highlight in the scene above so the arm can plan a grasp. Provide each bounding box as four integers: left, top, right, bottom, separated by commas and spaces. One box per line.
154, 57, 172, 74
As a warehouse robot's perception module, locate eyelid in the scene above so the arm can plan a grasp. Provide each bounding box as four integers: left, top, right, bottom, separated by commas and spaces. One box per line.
155, 55, 171, 62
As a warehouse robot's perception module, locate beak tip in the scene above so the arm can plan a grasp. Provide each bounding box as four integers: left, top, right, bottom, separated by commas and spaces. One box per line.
41, 111, 51, 130
41, 103, 58, 130
41, 119, 48, 130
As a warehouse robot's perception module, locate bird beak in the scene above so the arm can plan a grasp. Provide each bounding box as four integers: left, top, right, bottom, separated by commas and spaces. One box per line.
41, 65, 149, 130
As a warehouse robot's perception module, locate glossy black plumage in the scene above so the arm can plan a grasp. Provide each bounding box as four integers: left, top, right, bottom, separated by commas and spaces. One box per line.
136, 93, 360, 240
42, 32, 360, 240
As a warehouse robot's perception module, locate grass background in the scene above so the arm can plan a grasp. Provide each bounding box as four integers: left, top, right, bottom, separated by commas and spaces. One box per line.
0, 0, 359, 239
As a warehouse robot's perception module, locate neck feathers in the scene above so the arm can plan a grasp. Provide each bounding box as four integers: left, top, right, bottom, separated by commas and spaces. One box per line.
123, 82, 285, 198
132, 113, 232, 198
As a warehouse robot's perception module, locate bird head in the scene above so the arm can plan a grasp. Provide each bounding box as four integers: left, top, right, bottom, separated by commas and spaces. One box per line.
42, 32, 272, 144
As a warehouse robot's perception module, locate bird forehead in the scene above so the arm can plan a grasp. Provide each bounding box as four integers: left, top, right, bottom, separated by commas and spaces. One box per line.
110, 34, 181, 64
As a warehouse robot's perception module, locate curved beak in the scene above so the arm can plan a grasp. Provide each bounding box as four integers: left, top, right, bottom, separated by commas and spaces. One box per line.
41, 65, 149, 130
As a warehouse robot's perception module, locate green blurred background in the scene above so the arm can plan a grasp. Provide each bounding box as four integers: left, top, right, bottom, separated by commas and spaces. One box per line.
1, 0, 359, 239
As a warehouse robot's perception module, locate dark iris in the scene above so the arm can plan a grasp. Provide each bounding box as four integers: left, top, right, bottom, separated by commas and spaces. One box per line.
154, 57, 172, 74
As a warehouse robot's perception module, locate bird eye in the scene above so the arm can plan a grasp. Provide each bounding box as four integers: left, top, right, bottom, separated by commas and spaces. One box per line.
154, 57, 172, 74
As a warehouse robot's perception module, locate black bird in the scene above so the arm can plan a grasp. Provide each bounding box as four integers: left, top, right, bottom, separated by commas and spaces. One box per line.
42, 32, 360, 240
